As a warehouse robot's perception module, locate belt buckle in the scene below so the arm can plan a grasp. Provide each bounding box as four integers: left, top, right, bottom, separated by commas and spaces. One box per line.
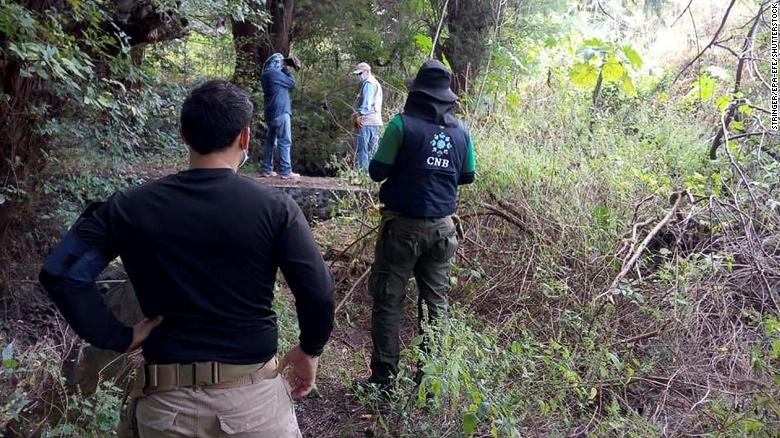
194, 362, 214, 386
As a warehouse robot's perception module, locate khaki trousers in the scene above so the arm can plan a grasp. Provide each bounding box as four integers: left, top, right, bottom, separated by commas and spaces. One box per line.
135, 375, 301, 438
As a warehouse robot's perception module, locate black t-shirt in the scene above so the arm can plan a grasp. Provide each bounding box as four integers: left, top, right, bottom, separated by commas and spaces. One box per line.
40, 168, 335, 364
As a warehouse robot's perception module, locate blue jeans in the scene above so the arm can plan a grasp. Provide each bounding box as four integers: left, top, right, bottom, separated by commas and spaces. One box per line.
263, 113, 292, 175
355, 125, 381, 171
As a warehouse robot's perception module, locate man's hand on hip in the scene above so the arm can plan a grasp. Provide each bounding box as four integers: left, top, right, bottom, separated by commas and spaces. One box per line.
279, 344, 319, 399
127, 316, 163, 353
354, 115, 363, 129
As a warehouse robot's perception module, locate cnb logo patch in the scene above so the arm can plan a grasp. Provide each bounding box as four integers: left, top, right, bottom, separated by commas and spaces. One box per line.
427, 131, 453, 168
430, 132, 452, 156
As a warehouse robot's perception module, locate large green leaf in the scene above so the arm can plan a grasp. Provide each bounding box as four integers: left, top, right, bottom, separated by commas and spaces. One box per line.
577, 38, 608, 61
582, 37, 607, 48
593, 206, 611, 230
770, 339, 780, 359
601, 56, 626, 82
692, 74, 716, 101
579, 46, 606, 61
715, 94, 732, 112
729, 120, 745, 131
620, 74, 637, 97
739, 418, 765, 433
413, 33, 432, 55
622, 45, 643, 69
462, 412, 479, 436
570, 62, 599, 87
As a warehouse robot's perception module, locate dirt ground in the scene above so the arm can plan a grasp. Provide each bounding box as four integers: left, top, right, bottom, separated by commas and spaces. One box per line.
295, 320, 376, 436
293, 296, 419, 438
290, 216, 424, 437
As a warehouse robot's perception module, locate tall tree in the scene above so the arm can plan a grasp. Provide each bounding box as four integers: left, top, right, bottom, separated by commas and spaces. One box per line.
259, 0, 295, 62
437, 0, 497, 95
231, 0, 294, 87
231, 17, 263, 87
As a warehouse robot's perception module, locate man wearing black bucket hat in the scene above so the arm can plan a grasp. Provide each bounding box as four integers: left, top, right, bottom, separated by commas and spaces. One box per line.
360, 59, 476, 389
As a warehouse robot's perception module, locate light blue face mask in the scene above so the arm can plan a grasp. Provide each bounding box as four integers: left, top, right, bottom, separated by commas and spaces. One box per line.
239, 149, 249, 168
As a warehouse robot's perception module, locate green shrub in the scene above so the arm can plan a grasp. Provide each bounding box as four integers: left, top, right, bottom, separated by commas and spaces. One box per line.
1, 339, 125, 437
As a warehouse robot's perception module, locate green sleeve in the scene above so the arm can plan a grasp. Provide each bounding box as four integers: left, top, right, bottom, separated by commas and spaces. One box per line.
462, 135, 476, 174
373, 114, 404, 165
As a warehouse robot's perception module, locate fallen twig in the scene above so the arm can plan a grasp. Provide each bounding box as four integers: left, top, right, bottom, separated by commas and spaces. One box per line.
480, 203, 529, 233
328, 224, 379, 269
609, 329, 661, 348
597, 191, 688, 301
335, 267, 371, 313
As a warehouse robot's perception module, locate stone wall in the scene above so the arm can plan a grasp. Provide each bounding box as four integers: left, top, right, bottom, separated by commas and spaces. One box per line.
271, 182, 370, 221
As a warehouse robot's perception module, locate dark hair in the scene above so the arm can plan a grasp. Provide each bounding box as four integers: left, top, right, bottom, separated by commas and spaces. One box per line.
180, 80, 254, 154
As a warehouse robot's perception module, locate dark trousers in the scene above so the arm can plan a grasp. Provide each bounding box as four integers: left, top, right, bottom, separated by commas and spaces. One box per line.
369, 212, 459, 383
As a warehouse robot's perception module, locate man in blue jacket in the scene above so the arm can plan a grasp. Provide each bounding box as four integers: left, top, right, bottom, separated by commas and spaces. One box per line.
260, 53, 301, 179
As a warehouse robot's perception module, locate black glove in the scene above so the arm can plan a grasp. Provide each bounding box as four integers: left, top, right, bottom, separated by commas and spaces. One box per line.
284, 56, 302, 71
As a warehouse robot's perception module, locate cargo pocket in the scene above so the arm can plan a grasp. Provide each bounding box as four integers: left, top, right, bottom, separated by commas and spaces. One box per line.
217, 378, 299, 437
430, 230, 458, 263
376, 219, 416, 275
217, 409, 267, 436
135, 400, 179, 437
216, 389, 270, 436
384, 227, 417, 263
368, 271, 388, 300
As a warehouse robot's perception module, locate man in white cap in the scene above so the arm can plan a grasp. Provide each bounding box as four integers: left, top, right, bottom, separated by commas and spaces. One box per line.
352, 62, 383, 171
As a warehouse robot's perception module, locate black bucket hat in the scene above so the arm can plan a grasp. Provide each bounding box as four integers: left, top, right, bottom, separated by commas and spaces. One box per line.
407, 59, 458, 102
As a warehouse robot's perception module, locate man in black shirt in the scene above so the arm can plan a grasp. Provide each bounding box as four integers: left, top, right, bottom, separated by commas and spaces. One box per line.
39, 80, 335, 437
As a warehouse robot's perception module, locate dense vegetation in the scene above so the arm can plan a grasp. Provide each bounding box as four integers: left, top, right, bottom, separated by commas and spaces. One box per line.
1, 0, 778, 436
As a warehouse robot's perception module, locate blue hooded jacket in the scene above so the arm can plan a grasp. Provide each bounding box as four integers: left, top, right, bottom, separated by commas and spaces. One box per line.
260, 53, 296, 121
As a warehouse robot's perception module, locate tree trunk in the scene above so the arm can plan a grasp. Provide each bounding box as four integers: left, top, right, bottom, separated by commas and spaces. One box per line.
258, 0, 295, 64
440, 0, 495, 95
231, 15, 264, 88
114, 0, 188, 46
232, 0, 295, 87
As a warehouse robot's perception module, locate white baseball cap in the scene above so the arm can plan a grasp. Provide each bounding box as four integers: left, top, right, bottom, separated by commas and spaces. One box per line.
352, 62, 371, 75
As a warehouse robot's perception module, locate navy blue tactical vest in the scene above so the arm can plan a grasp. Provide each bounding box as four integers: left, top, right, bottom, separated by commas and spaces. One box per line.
379, 114, 469, 218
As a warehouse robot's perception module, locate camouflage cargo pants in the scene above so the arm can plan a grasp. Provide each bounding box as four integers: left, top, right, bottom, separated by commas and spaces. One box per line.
369, 212, 459, 383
